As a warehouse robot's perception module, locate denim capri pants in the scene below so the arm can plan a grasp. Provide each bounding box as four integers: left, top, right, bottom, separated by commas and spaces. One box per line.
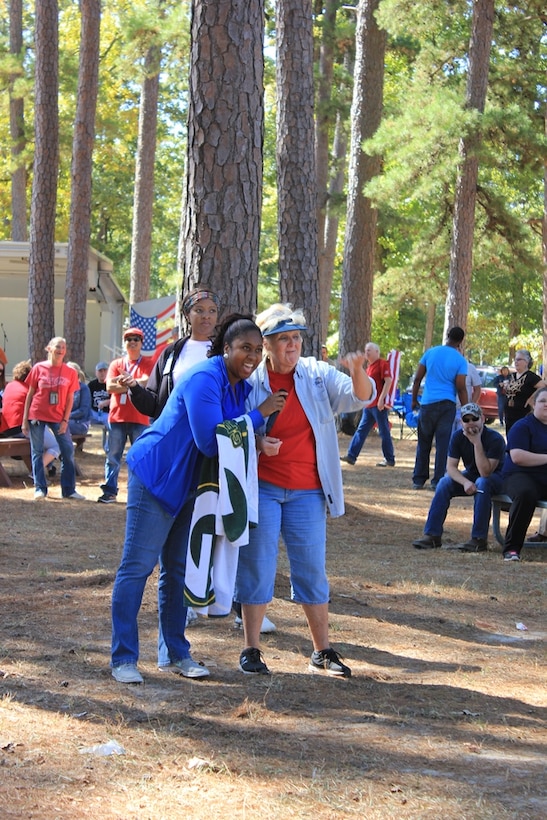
235, 480, 329, 605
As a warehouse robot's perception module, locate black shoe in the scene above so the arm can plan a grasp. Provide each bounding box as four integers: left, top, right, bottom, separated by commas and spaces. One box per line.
340, 455, 356, 465
47, 464, 57, 477
412, 535, 442, 549
309, 648, 351, 678
412, 483, 425, 490
98, 493, 117, 504
459, 537, 488, 552
239, 647, 270, 675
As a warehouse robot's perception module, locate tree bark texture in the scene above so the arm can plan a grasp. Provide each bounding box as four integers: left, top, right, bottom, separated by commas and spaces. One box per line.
28, 0, 59, 362
339, 0, 385, 356
130, 45, 161, 306
315, 0, 337, 340
64, 0, 101, 367
543, 99, 547, 374
320, 47, 353, 341
183, 0, 264, 315
445, 0, 495, 337
276, 0, 321, 355
9, 0, 27, 241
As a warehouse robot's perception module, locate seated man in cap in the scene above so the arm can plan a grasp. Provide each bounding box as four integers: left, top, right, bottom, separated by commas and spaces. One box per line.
412, 402, 506, 552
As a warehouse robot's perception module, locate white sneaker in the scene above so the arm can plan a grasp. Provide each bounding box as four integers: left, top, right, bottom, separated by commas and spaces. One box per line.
234, 615, 277, 634
112, 663, 143, 684
65, 491, 86, 500
34, 489, 47, 501
160, 657, 210, 678
186, 607, 199, 627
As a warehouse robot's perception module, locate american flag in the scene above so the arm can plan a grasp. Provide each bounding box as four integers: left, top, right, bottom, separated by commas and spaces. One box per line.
129, 296, 177, 355
384, 349, 401, 408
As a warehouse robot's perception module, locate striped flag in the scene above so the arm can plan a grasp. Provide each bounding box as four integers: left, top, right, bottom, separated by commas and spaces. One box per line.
129, 295, 177, 355
385, 349, 401, 408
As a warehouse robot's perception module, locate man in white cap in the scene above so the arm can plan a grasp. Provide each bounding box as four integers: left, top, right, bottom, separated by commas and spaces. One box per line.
88, 362, 111, 426
412, 402, 506, 552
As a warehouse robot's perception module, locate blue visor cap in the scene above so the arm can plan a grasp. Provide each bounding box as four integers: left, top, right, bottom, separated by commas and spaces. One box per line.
262, 319, 307, 337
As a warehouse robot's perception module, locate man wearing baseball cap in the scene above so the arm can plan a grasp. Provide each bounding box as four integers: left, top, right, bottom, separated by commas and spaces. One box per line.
88, 361, 111, 427
98, 328, 153, 503
412, 402, 506, 552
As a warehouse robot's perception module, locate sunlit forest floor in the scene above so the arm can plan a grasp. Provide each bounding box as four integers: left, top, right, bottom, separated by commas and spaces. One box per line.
1, 429, 545, 819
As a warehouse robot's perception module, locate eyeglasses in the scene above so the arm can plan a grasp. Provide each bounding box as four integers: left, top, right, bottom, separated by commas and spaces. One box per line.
514, 358, 526, 362
125, 336, 142, 342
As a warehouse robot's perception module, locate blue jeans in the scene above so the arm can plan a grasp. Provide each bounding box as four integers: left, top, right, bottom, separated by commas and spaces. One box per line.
424, 471, 504, 540
347, 406, 395, 464
111, 471, 192, 668
28, 420, 76, 496
413, 400, 456, 487
103, 421, 147, 496
235, 481, 328, 605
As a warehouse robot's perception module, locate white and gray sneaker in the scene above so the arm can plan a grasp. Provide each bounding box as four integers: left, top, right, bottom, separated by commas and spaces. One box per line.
234, 615, 277, 633
186, 607, 199, 627
159, 657, 210, 678
112, 663, 143, 684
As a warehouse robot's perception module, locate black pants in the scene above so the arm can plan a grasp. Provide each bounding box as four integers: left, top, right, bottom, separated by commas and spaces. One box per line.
502, 473, 547, 554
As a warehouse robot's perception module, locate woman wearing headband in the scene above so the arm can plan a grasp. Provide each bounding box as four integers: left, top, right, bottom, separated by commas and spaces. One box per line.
126, 287, 221, 419
123, 287, 277, 633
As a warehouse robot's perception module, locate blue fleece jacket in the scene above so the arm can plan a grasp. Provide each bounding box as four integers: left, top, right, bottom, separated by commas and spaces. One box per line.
126, 355, 264, 517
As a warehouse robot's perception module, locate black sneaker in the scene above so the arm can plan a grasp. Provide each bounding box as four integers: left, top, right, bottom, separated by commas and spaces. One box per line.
97, 493, 117, 504
239, 647, 270, 675
309, 648, 351, 678
412, 535, 442, 549
340, 455, 356, 465
459, 537, 488, 552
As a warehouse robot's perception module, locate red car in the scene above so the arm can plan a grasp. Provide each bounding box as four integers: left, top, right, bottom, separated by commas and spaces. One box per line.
475, 367, 500, 424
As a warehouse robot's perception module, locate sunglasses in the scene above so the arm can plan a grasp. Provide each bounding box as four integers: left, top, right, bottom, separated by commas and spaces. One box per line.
125, 335, 142, 342
462, 415, 479, 423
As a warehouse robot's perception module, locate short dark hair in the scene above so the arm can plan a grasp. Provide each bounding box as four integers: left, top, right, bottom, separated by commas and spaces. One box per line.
447, 326, 465, 343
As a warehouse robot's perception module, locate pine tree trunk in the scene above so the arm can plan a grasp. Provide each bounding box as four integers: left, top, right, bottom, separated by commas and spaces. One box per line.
182, 0, 264, 314
64, 0, 101, 366
9, 0, 27, 241
277, 0, 320, 355
339, 0, 385, 356
315, 0, 338, 341
28, 0, 59, 362
130, 45, 161, 306
445, 0, 495, 336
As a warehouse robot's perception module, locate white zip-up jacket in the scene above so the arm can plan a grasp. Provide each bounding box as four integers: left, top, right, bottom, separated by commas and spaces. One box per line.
245, 357, 376, 518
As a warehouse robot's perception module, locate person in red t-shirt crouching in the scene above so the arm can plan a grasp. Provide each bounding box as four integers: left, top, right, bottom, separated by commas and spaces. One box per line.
98, 328, 153, 503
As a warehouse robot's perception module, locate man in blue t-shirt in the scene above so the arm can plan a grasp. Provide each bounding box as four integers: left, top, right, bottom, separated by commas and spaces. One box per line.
413, 402, 506, 552
411, 326, 469, 489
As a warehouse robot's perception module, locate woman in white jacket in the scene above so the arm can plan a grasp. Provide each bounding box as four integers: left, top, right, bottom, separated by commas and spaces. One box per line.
235, 304, 375, 678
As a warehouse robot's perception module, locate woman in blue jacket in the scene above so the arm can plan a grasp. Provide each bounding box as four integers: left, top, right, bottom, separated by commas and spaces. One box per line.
110, 315, 286, 684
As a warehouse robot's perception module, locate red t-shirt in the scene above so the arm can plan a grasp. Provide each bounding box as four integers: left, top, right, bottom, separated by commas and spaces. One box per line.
107, 355, 153, 425
0, 379, 28, 431
26, 362, 80, 423
258, 369, 321, 490
367, 357, 391, 408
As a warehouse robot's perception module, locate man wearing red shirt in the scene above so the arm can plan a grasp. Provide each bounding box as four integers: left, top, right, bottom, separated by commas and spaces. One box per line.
340, 342, 396, 467
98, 328, 153, 503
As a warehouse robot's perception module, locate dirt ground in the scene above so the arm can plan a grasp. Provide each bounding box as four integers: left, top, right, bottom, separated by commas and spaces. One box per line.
0, 427, 545, 819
